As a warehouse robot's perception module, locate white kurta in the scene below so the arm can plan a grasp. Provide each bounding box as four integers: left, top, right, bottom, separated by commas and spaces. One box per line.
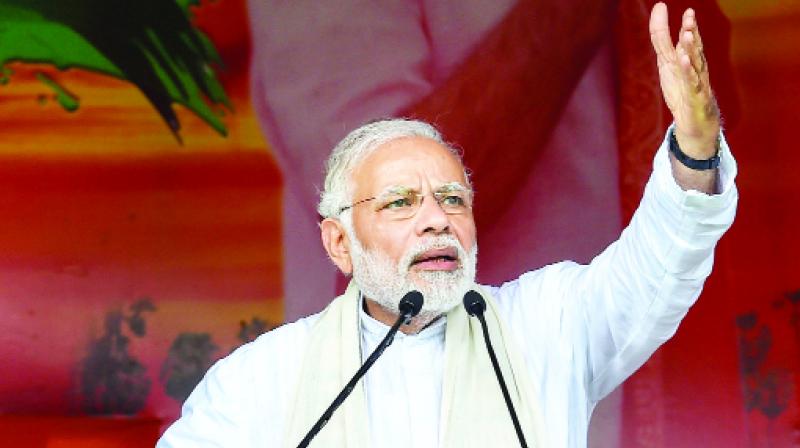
157, 130, 738, 448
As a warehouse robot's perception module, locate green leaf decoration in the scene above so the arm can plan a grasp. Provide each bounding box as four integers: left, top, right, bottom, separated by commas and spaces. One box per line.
0, 0, 231, 140
36, 72, 80, 112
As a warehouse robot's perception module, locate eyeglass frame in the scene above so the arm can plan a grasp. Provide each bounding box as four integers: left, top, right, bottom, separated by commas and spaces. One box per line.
337, 182, 474, 219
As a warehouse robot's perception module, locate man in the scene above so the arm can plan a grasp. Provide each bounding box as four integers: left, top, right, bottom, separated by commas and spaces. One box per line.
158, 3, 737, 447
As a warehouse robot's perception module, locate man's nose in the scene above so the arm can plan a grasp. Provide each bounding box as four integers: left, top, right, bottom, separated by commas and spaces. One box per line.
414, 194, 450, 235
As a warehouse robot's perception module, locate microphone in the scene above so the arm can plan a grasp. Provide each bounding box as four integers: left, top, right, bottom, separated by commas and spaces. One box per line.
297, 290, 424, 448
463, 290, 528, 448
398, 290, 424, 323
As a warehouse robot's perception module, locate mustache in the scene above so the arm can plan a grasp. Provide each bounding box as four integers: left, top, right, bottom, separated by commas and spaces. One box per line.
398, 235, 467, 273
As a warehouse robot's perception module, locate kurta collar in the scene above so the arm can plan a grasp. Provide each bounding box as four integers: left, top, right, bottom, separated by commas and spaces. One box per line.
358, 293, 447, 342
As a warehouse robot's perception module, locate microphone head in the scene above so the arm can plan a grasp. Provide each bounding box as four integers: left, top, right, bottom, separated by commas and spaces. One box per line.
398, 290, 424, 318
463, 290, 486, 316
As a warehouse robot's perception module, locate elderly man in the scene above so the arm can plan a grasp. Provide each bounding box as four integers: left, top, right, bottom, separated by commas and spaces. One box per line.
158, 3, 737, 447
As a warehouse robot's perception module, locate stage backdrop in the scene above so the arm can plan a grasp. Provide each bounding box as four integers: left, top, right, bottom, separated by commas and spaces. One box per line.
0, 0, 798, 447
0, 0, 284, 431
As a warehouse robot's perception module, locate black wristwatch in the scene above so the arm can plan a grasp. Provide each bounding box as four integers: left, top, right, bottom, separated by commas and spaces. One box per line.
668, 130, 721, 170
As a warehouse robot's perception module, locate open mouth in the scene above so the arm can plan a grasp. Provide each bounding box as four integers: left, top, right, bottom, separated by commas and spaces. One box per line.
410, 247, 459, 271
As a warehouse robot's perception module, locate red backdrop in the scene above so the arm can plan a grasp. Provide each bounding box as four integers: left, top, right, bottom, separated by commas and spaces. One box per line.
0, 0, 798, 446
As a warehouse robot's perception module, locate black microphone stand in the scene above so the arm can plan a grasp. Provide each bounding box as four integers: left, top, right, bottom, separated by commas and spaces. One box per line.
464, 290, 529, 448
297, 291, 423, 448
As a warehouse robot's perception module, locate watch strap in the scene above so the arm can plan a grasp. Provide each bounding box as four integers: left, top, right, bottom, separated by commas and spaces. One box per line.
669, 129, 721, 170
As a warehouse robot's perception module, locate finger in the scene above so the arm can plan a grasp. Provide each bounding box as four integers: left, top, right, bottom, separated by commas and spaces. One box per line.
677, 45, 702, 93
682, 8, 705, 53
649, 2, 676, 63
681, 9, 709, 75
681, 30, 705, 75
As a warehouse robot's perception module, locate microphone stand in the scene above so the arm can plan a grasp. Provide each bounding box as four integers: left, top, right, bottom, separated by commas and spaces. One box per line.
464, 290, 529, 448
297, 291, 423, 448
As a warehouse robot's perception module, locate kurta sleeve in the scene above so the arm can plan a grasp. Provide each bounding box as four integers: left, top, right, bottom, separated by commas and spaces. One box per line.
156, 346, 257, 448
574, 125, 738, 400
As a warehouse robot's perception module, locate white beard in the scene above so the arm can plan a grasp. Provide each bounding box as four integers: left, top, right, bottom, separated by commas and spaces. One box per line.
348, 231, 477, 324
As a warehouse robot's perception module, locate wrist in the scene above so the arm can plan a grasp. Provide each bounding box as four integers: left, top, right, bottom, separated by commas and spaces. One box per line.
669, 128, 720, 171
673, 126, 720, 159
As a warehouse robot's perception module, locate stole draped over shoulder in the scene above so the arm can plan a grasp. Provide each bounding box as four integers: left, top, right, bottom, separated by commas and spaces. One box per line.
284, 281, 549, 447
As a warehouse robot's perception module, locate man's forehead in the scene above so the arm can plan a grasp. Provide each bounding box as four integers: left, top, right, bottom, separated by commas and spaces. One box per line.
353, 136, 467, 191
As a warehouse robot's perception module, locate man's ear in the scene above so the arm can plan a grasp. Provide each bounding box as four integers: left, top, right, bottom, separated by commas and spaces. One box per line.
320, 218, 353, 275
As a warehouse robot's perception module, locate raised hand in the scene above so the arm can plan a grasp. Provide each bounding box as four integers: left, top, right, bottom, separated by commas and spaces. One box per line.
649, 2, 720, 160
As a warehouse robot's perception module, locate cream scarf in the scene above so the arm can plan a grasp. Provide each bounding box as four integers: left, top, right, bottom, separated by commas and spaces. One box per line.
284, 282, 547, 447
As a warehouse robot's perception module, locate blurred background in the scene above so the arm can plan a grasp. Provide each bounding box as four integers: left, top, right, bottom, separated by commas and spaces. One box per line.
0, 0, 797, 446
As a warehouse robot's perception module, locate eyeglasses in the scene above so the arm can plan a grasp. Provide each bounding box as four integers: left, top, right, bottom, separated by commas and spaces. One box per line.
338, 183, 473, 220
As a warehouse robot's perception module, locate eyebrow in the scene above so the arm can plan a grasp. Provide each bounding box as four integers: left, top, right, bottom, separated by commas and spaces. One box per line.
436, 182, 469, 193
379, 185, 414, 197
378, 182, 470, 196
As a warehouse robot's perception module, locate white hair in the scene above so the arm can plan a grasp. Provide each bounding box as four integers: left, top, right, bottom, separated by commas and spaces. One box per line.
317, 118, 465, 219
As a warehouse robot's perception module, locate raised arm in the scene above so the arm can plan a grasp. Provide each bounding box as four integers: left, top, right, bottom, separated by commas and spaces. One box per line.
576, 3, 738, 399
